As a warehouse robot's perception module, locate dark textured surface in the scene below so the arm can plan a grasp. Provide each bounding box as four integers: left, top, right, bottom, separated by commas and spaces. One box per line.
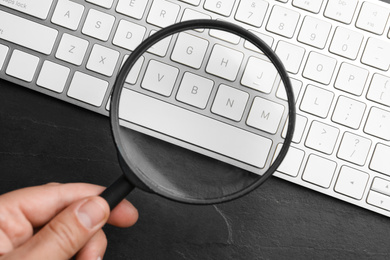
2, 78, 390, 259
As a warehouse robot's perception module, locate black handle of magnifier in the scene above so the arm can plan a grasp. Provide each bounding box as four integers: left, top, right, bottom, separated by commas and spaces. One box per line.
100, 175, 134, 210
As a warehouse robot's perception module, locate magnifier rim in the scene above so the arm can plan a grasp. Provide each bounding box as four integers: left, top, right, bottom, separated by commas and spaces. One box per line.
110, 19, 296, 204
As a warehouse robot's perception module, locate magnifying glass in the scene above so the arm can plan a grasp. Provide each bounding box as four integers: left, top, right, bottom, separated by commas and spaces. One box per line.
101, 19, 295, 209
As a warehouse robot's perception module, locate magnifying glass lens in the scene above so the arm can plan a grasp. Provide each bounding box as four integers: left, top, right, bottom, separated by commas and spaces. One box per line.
111, 21, 294, 204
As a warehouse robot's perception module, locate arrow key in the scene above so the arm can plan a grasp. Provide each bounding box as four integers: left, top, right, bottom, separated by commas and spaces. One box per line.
367, 190, 390, 211
334, 166, 369, 200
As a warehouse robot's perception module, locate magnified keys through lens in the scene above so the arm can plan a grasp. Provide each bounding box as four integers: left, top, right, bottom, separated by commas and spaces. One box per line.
102, 20, 295, 207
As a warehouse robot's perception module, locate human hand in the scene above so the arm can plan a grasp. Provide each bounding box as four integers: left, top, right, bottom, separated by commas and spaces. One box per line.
0, 183, 138, 260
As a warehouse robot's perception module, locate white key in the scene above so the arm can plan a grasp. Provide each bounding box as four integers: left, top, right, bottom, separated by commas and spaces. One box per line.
179, 0, 200, 5
367, 74, 390, 107
324, 0, 358, 24
364, 107, 390, 140
298, 16, 331, 49
241, 57, 278, 93
335, 166, 369, 200
337, 132, 371, 166
303, 52, 337, 85
0, 10, 58, 55
331, 96, 366, 129
6, 50, 39, 82
206, 44, 244, 81
119, 89, 273, 169
0, 0, 53, 19
171, 33, 209, 69
52, 0, 84, 30
367, 190, 390, 211
244, 30, 274, 52
361, 38, 390, 71
0, 44, 9, 70
282, 114, 308, 143
86, 44, 120, 77
247, 97, 285, 134
37, 61, 70, 93
235, 0, 269, 27
147, 0, 180, 27
113, 20, 146, 51
329, 26, 363, 60
122, 55, 145, 85
147, 30, 172, 57
67, 72, 108, 107
141, 60, 179, 96
56, 33, 89, 66
334, 63, 368, 96
116, 0, 148, 19
277, 78, 303, 103
305, 121, 339, 154
176, 72, 214, 109
275, 41, 305, 74
211, 84, 249, 121
82, 9, 115, 41
181, 8, 211, 23
292, 0, 323, 13
204, 0, 236, 16
371, 177, 390, 196
86, 0, 114, 8
300, 84, 334, 118
209, 26, 241, 44
356, 2, 390, 35
370, 144, 390, 176
302, 154, 337, 188
274, 144, 305, 177
266, 5, 300, 38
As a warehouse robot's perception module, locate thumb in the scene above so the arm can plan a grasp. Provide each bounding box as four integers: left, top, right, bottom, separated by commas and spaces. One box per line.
6, 196, 110, 260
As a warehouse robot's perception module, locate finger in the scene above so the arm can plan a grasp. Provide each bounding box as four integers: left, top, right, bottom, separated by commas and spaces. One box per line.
4, 196, 109, 260
0, 229, 13, 255
75, 229, 107, 260
109, 199, 139, 227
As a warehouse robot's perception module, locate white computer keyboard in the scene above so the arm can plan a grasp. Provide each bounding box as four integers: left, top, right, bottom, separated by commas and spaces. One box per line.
1, 0, 390, 217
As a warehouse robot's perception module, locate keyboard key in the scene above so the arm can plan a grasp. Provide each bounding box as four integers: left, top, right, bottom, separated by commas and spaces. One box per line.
337, 132, 371, 166
281, 114, 308, 143
209, 26, 241, 44
119, 89, 273, 169
302, 154, 337, 188
122, 55, 144, 85
303, 52, 337, 85
86, 44, 120, 77
171, 33, 209, 69
300, 84, 334, 118
367, 74, 390, 107
367, 190, 390, 211
0, 0, 53, 19
113, 20, 146, 51
206, 44, 244, 81
181, 8, 211, 24
274, 144, 305, 177
235, 0, 269, 27
211, 84, 249, 121
179, 0, 200, 5
37, 61, 70, 93
141, 60, 179, 96
298, 16, 331, 49
86, 0, 114, 8
0, 10, 58, 55
364, 107, 390, 140
356, 2, 390, 35
82, 9, 115, 41
247, 97, 285, 134
329, 26, 363, 60
55, 33, 89, 66
277, 78, 303, 103
361, 37, 390, 71
335, 166, 369, 200
371, 177, 390, 196
147, 30, 172, 57
0, 44, 9, 70
292, 0, 323, 13
176, 72, 214, 109
331, 96, 366, 129
116, 0, 148, 20
241, 57, 278, 93
147, 0, 180, 27
334, 63, 368, 96
68, 72, 108, 107
275, 41, 305, 74
244, 30, 274, 52
370, 143, 390, 176
305, 121, 339, 154
204, 0, 236, 16
51, 0, 85, 30
324, 0, 358, 24
266, 5, 300, 38
6, 50, 39, 82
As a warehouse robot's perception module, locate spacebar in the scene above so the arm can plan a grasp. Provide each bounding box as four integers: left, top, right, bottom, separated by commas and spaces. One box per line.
119, 89, 272, 169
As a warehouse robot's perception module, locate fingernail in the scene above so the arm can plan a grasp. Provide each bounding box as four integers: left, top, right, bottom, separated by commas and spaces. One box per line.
77, 198, 107, 229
